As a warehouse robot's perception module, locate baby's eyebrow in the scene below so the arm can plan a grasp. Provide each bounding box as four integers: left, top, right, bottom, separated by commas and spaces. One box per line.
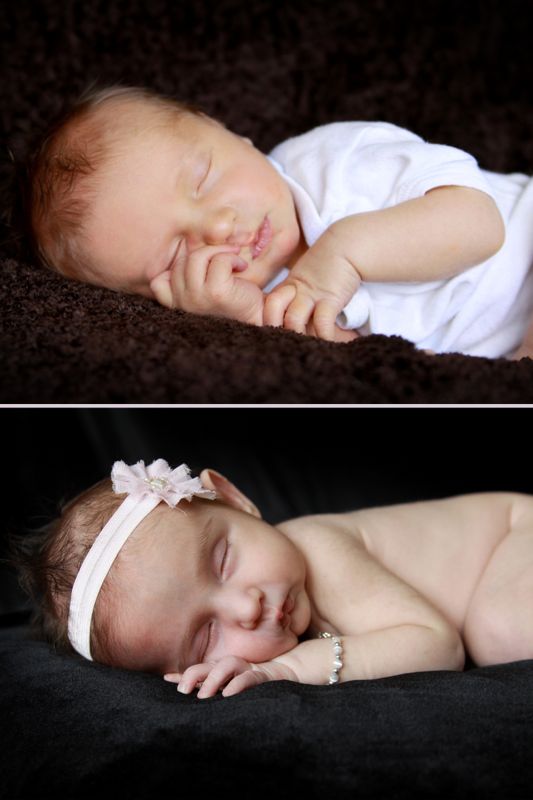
196, 516, 214, 573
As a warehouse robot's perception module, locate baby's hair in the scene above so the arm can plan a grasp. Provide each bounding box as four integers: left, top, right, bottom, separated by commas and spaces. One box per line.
14, 83, 205, 282
9, 477, 125, 663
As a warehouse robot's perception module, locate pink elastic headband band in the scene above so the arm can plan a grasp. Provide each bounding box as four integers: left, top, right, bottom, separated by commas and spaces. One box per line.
67, 459, 216, 660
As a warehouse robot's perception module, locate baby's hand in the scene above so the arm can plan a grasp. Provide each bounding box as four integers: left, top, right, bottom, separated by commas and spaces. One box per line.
264, 228, 360, 340
164, 655, 298, 699
150, 241, 265, 326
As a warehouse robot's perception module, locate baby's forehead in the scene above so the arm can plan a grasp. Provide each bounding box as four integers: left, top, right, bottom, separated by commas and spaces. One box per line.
127, 502, 199, 551
76, 97, 182, 162
90, 95, 166, 129
122, 497, 220, 557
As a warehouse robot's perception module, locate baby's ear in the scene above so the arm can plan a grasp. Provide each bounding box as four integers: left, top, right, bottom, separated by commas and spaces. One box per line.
149, 271, 174, 308
200, 469, 261, 518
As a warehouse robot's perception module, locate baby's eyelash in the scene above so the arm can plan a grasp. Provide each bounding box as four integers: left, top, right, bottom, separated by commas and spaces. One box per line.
220, 540, 230, 578
197, 157, 212, 192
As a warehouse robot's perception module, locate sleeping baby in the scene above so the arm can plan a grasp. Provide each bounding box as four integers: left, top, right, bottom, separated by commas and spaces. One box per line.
25, 84, 533, 358
15, 459, 533, 698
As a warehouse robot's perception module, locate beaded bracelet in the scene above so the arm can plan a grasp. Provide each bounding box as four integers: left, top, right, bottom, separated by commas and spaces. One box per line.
318, 631, 344, 685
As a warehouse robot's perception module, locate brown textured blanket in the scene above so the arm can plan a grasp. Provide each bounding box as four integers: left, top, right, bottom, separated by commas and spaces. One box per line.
1, 0, 532, 403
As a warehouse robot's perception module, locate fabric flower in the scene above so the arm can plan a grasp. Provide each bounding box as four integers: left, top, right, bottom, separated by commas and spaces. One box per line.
111, 459, 216, 507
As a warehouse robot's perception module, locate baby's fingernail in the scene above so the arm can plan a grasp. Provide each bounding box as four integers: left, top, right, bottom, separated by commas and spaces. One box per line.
177, 683, 189, 694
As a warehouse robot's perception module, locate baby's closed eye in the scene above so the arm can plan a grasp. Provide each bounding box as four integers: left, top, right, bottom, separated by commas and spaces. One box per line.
195, 154, 212, 195
216, 537, 231, 579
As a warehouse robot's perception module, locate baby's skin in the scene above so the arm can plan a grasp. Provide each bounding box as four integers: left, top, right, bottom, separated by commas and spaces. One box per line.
102, 469, 533, 699
78, 97, 505, 346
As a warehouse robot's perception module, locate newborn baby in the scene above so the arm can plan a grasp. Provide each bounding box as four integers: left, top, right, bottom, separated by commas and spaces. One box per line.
25, 84, 533, 357
17, 459, 533, 699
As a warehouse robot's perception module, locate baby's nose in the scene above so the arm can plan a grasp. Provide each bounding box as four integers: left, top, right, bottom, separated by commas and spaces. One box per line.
204, 208, 254, 248
204, 206, 236, 244
226, 586, 263, 630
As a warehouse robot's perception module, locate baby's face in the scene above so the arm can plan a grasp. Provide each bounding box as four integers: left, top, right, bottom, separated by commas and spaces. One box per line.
106, 500, 311, 674
81, 105, 303, 301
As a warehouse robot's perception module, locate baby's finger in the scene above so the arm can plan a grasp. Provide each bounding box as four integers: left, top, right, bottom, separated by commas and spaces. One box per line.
196, 656, 250, 699
150, 270, 174, 309
333, 326, 360, 343
168, 239, 189, 299
311, 299, 339, 341
283, 293, 315, 334
263, 284, 297, 327
222, 669, 268, 698
205, 252, 249, 295
163, 672, 182, 684
181, 243, 242, 297
175, 663, 213, 694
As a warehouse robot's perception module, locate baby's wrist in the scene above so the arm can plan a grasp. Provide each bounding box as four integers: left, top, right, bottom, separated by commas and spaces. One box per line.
270, 638, 339, 686
317, 222, 362, 286
324, 219, 363, 279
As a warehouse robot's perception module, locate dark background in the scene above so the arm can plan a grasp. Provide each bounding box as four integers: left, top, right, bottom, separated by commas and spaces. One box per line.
3, 0, 532, 191
2, 407, 531, 620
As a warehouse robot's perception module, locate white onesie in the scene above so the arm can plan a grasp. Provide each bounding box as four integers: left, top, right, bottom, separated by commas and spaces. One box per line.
267, 122, 533, 358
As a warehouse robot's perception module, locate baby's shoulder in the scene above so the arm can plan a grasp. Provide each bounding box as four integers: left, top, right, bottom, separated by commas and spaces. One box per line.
278, 512, 366, 561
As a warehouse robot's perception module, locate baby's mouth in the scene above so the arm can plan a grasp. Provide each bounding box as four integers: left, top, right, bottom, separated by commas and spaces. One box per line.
264, 594, 294, 630
251, 216, 273, 260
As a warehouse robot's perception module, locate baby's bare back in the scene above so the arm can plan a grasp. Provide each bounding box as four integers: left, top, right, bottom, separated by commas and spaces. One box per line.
348, 493, 517, 631
281, 493, 533, 664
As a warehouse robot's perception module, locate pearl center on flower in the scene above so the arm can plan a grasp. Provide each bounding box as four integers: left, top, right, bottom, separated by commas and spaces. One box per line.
145, 476, 168, 491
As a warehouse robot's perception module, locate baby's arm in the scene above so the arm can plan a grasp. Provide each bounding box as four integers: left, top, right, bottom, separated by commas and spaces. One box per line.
169, 617, 462, 699
263, 534, 465, 689
264, 186, 504, 339
325, 186, 504, 284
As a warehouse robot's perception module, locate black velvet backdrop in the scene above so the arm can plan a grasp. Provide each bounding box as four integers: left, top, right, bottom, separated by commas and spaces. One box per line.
1, 0, 533, 402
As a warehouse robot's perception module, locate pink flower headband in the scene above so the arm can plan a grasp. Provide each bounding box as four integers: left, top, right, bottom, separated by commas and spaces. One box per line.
67, 459, 216, 660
